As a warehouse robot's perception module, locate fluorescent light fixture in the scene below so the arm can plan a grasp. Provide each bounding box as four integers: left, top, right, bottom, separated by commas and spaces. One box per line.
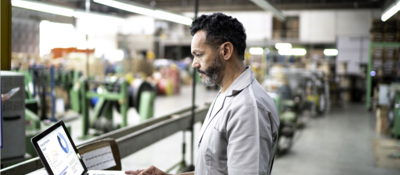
275, 43, 292, 50
74, 11, 125, 23
324, 49, 338, 56
94, 0, 154, 16
382, 1, 400, 21
249, 47, 264, 55
154, 10, 193, 25
12, 0, 125, 23
250, 0, 285, 21
94, 0, 192, 25
12, 0, 75, 17
279, 48, 307, 56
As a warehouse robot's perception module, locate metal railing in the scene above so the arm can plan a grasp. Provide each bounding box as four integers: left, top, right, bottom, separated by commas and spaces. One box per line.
0, 105, 209, 175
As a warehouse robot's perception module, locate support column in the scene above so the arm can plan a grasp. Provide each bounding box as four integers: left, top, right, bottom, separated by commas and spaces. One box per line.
1, 0, 11, 70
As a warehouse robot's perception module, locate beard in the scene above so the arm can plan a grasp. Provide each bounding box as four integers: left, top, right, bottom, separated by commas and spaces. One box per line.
197, 53, 222, 86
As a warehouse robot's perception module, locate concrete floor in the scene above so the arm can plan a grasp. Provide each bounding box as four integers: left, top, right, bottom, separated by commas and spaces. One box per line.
66, 86, 400, 174
272, 104, 400, 175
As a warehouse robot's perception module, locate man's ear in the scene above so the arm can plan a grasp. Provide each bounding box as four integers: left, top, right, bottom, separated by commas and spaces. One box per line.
220, 42, 234, 61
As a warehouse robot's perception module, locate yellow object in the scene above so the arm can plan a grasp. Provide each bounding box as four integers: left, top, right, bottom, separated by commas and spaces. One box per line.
146, 51, 155, 61
170, 63, 178, 70
306, 95, 320, 107
124, 74, 134, 84
165, 79, 173, 96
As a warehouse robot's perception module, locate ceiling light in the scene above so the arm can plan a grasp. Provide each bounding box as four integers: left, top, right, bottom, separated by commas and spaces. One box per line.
279, 48, 307, 56
12, 0, 125, 23
275, 43, 292, 50
381, 1, 400, 21
74, 11, 125, 23
324, 49, 338, 56
250, 0, 285, 21
154, 10, 193, 25
249, 47, 264, 55
94, 0, 154, 16
12, 0, 75, 17
94, 0, 192, 25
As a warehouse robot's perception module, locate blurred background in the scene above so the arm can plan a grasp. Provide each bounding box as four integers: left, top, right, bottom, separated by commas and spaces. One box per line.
1, 0, 400, 174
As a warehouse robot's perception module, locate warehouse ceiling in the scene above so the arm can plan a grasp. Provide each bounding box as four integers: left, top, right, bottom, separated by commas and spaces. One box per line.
34, 0, 384, 15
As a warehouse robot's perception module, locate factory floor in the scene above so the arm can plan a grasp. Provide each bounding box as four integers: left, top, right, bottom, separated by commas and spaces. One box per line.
67, 86, 400, 174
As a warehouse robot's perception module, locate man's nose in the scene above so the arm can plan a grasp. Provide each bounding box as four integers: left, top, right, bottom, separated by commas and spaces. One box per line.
192, 58, 199, 68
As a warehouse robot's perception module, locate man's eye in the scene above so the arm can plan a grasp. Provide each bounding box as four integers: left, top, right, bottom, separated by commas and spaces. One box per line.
196, 54, 202, 57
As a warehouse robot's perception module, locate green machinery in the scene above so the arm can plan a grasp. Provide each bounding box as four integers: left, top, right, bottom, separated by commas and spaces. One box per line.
365, 42, 400, 138
268, 91, 298, 155
393, 91, 400, 137
70, 78, 155, 139
366, 42, 400, 109
20, 67, 80, 157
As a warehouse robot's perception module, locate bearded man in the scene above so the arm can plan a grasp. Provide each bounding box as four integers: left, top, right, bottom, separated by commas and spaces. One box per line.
126, 12, 279, 175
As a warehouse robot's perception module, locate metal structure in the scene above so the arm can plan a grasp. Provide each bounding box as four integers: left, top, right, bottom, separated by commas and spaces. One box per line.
393, 90, 400, 137
78, 79, 129, 138
366, 42, 400, 109
1, 0, 11, 70
0, 105, 209, 175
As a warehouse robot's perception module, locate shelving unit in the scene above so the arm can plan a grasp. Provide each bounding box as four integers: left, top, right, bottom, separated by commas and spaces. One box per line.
366, 42, 400, 109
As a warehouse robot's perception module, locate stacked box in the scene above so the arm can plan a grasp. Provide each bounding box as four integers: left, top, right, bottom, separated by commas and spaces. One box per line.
370, 19, 400, 76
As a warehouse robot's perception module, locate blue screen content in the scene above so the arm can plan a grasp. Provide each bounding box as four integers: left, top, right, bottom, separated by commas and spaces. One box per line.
37, 126, 84, 175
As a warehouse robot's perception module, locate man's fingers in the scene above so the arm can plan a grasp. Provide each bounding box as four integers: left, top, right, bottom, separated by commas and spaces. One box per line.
138, 166, 156, 175
125, 169, 144, 174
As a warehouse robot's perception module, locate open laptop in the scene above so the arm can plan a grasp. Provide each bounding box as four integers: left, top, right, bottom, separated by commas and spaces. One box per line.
31, 120, 126, 175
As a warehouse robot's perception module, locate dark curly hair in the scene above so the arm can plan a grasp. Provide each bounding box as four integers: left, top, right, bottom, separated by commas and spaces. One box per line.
190, 12, 246, 60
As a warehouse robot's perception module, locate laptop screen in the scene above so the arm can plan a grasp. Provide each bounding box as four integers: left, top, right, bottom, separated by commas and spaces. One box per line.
36, 125, 85, 175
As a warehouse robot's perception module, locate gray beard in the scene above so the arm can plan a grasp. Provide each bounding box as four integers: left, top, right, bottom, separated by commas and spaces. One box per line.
202, 54, 222, 86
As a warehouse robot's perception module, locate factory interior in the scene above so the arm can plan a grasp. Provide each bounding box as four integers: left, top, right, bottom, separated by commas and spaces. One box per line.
1, 0, 400, 174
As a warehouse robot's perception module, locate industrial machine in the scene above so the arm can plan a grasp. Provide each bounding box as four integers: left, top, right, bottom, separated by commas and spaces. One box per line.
1, 71, 26, 164
263, 69, 302, 155
302, 72, 329, 116
385, 83, 400, 138
70, 77, 155, 139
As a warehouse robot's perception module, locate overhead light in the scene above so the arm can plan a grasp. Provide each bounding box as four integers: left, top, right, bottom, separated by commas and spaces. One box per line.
12, 0, 75, 17
279, 48, 307, 56
324, 49, 338, 56
94, 0, 154, 16
250, 0, 285, 21
154, 10, 193, 25
249, 47, 264, 55
381, 1, 400, 21
74, 11, 125, 23
94, 0, 193, 25
12, 0, 125, 23
275, 43, 292, 50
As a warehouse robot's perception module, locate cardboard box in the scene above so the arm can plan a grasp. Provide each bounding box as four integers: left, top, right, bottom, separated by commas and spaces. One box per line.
376, 106, 391, 135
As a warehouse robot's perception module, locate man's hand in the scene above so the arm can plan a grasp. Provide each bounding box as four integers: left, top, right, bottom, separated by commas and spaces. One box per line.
125, 166, 170, 175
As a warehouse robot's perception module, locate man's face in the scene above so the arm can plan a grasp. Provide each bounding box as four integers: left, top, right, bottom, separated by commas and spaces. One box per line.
191, 30, 222, 86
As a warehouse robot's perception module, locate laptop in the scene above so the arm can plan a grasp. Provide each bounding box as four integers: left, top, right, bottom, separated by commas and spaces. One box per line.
31, 120, 126, 175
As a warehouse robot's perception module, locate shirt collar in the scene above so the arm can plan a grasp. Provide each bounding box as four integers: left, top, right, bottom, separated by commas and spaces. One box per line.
224, 66, 255, 96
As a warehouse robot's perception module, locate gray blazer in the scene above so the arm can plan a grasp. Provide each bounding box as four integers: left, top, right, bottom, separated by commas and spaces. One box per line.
195, 67, 279, 175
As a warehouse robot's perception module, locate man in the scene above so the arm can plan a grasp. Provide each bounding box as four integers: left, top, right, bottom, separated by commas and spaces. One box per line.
126, 12, 279, 175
